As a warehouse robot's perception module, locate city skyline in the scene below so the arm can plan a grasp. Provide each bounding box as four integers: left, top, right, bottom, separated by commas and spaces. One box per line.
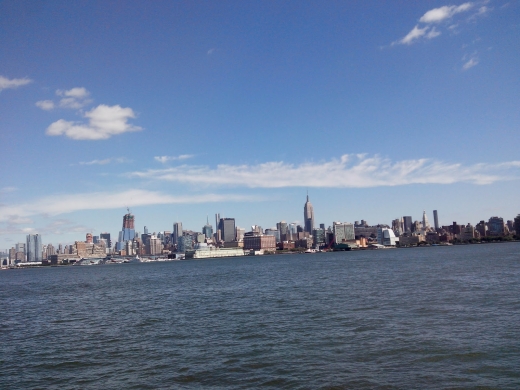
1, 1, 519, 248
3, 200, 517, 253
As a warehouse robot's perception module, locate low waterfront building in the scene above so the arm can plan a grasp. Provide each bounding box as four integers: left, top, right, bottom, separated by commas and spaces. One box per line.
425, 232, 440, 244
185, 245, 245, 259
243, 235, 276, 251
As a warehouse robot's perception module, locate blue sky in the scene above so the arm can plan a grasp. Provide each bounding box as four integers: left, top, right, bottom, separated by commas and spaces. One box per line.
1, 0, 519, 248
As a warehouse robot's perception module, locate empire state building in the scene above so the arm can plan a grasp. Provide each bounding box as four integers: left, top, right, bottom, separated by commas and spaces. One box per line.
304, 194, 315, 233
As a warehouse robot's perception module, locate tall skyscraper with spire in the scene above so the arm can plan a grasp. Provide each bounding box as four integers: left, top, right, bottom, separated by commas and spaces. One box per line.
304, 194, 315, 233
422, 210, 430, 229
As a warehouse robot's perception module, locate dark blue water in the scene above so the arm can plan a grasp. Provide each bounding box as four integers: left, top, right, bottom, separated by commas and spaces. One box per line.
1, 243, 520, 389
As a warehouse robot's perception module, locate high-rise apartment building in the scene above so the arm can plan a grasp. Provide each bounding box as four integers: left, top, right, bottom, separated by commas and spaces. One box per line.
277, 221, 288, 240
86, 233, 93, 243
333, 222, 355, 244
313, 228, 325, 246
304, 195, 315, 233
26, 234, 42, 262
488, 216, 505, 236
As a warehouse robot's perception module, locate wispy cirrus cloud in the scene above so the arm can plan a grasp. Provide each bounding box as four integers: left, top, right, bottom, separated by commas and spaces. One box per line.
0, 190, 264, 222
392, 2, 491, 46
463, 56, 479, 70
0, 76, 32, 92
46, 104, 141, 140
127, 155, 520, 188
79, 157, 131, 165
0, 218, 91, 237
154, 154, 195, 163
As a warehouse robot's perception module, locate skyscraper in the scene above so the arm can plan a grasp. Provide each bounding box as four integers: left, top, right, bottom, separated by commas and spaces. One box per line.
220, 218, 236, 242
403, 216, 413, 233
173, 222, 183, 245
202, 216, 213, 239
116, 211, 136, 251
304, 194, 315, 233
433, 210, 439, 231
100, 233, 111, 249
422, 210, 430, 229
26, 234, 42, 262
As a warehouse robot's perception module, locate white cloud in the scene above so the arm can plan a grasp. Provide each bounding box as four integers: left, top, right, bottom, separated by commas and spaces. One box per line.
79, 157, 130, 165
463, 57, 479, 70
394, 25, 430, 45
57, 87, 89, 98
56, 87, 92, 109
0, 76, 32, 92
0, 190, 264, 221
127, 155, 520, 189
419, 3, 473, 23
36, 100, 55, 110
46, 104, 142, 140
207, 48, 216, 55
392, 2, 481, 46
154, 154, 195, 163
426, 27, 441, 39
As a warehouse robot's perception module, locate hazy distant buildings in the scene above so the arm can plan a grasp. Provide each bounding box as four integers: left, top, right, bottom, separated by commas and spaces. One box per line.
100, 233, 111, 250
433, 210, 439, 231
304, 195, 315, 233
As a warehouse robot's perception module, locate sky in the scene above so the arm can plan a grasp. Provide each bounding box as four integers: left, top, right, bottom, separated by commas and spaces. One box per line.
1, 0, 519, 249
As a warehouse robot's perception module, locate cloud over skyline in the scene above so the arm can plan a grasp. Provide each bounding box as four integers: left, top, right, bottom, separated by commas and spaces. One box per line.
128, 155, 520, 189
0, 190, 265, 223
